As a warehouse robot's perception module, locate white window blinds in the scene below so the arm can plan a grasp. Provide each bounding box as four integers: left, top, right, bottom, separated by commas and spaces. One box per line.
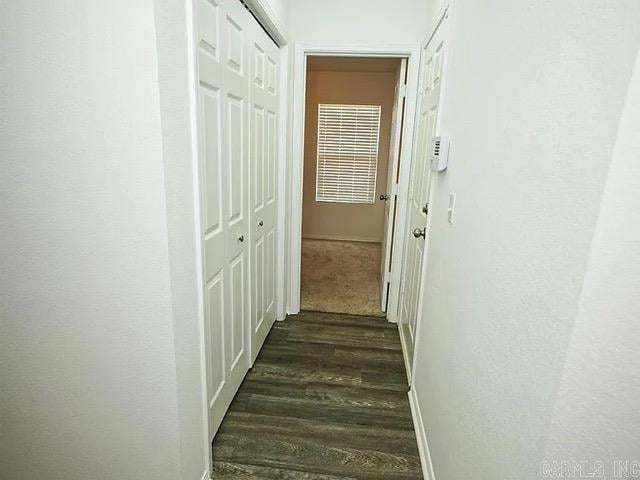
316, 103, 381, 204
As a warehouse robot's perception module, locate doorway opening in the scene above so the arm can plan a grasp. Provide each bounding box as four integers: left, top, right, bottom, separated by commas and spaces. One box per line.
299, 56, 408, 317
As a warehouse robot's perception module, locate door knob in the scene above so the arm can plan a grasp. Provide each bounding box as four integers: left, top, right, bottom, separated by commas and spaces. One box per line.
238, 235, 244, 243
379, 194, 389, 201
258, 220, 264, 227
412, 227, 426, 239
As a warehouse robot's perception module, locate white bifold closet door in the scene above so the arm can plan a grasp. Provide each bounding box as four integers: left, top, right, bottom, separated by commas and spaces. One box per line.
195, 0, 280, 441
249, 24, 279, 364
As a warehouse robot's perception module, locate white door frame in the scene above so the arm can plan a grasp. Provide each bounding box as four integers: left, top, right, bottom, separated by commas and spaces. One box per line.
287, 42, 421, 320
276, 44, 290, 322
185, 0, 213, 474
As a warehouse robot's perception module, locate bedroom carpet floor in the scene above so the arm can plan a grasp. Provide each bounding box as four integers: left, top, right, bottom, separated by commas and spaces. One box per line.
211, 311, 422, 479
300, 239, 385, 317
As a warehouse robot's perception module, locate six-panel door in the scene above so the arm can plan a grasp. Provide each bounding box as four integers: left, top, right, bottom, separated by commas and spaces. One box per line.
250, 30, 279, 364
398, 17, 448, 377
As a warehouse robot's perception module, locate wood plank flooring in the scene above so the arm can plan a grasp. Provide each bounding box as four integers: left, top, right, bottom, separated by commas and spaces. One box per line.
212, 311, 423, 479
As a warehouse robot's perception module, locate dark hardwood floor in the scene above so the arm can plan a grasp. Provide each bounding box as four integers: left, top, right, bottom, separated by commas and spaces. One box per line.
212, 311, 423, 479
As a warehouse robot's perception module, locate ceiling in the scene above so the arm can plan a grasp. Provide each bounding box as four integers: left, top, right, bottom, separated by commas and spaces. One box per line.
306, 56, 401, 73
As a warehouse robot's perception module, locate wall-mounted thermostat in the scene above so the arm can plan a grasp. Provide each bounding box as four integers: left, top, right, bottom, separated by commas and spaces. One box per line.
430, 136, 450, 172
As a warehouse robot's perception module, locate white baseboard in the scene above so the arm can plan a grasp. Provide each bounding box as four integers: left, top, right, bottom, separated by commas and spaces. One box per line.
397, 324, 412, 385
302, 234, 382, 243
408, 388, 436, 480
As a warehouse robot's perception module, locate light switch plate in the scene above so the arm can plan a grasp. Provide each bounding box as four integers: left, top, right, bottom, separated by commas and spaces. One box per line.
448, 192, 456, 224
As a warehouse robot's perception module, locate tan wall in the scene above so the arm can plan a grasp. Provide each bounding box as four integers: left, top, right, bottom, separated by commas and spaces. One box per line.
302, 70, 396, 242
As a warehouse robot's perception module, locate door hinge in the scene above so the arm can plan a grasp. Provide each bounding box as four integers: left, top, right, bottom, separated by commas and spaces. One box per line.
399, 84, 407, 98
391, 182, 399, 196
422, 203, 429, 215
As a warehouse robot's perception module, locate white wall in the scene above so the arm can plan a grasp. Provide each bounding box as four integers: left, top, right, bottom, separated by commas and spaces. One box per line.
289, 0, 430, 45
0, 1, 196, 478
543, 47, 640, 474
152, 0, 210, 478
411, 1, 640, 479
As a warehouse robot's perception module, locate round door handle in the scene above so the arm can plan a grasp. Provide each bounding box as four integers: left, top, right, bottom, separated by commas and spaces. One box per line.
258, 221, 264, 227
412, 227, 426, 239
379, 194, 389, 201
238, 235, 245, 243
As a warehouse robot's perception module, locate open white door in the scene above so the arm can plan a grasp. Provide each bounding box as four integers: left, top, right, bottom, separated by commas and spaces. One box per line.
380, 59, 408, 312
398, 11, 449, 378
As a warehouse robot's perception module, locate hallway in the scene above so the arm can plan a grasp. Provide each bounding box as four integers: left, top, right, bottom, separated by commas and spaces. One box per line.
212, 311, 422, 479
5, 1, 640, 479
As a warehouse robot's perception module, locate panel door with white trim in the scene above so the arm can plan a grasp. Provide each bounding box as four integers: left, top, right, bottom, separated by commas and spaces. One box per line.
196, 0, 252, 441
398, 14, 448, 377
249, 24, 279, 364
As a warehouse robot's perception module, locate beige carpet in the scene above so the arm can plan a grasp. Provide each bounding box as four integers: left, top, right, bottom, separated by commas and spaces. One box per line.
300, 239, 385, 317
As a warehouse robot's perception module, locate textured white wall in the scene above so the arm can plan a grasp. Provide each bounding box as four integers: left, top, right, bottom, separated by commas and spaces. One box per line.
411, 1, 640, 479
289, 0, 430, 45
152, 0, 210, 478
543, 47, 640, 474
0, 1, 184, 478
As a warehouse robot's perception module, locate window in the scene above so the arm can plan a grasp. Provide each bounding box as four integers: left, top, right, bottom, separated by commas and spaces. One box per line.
316, 103, 381, 204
